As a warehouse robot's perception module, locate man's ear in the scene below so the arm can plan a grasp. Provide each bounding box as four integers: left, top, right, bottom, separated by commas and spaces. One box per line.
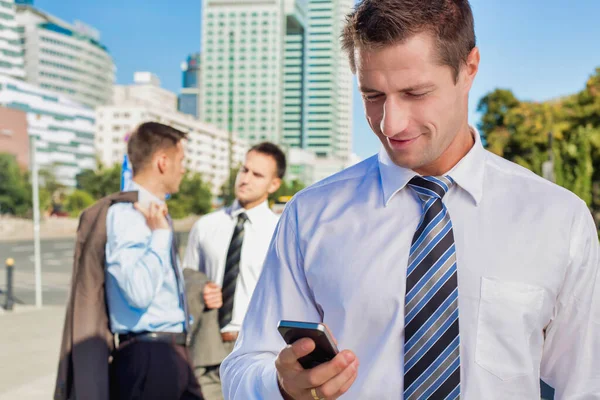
156, 153, 168, 174
267, 178, 282, 194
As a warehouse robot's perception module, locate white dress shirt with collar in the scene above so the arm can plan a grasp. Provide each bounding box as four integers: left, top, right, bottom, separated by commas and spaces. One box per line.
220, 129, 600, 399
183, 200, 280, 333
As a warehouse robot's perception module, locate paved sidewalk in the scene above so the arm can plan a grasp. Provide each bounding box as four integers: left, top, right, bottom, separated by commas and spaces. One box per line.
0, 305, 65, 399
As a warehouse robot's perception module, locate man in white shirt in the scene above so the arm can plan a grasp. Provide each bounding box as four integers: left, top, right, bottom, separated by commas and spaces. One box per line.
183, 142, 286, 400
220, 1, 600, 399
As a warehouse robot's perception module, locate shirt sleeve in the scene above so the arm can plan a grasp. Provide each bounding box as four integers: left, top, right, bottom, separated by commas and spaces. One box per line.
540, 199, 600, 397
220, 199, 323, 399
183, 219, 203, 271
105, 204, 172, 310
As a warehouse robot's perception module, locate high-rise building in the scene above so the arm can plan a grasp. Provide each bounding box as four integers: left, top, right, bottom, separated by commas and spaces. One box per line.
0, 74, 96, 187
200, 0, 354, 184
0, 0, 25, 79
282, 0, 307, 149
15, 3, 115, 108
178, 52, 201, 118
96, 72, 247, 196
200, 0, 285, 145
305, 0, 353, 160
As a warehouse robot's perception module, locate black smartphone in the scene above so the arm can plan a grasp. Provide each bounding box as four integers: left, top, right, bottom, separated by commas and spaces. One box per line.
277, 320, 339, 369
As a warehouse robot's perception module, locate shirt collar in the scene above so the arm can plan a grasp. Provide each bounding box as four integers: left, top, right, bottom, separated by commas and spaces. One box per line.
378, 125, 485, 207
129, 181, 166, 207
227, 199, 271, 224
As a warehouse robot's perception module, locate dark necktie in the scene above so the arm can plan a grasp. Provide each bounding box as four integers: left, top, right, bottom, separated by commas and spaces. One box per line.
167, 215, 189, 332
403, 176, 461, 400
219, 212, 248, 329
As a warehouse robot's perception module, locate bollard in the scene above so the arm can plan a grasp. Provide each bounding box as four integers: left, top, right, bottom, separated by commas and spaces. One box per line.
4, 258, 14, 311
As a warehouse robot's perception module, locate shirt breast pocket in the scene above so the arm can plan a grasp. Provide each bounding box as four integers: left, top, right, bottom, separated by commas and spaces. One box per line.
475, 277, 544, 381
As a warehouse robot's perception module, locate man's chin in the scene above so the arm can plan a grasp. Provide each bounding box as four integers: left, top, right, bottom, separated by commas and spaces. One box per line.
386, 150, 422, 170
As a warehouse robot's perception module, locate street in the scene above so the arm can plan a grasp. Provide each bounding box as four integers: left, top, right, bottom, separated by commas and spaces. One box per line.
0, 238, 75, 306
0, 233, 190, 307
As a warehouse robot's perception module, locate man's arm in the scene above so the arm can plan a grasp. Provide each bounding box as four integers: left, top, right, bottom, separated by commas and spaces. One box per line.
182, 218, 223, 309
183, 219, 204, 271
540, 199, 600, 397
220, 199, 322, 399
105, 204, 172, 310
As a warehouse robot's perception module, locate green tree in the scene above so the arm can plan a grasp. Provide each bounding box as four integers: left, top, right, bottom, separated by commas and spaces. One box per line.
76, 162, 121, 200
269, 179, 306, 204
0, 153, 31, 216
38, 167, 66, 214
478, 68, 600, 224
64, 189, 95, 217
220, 167, 239, 206
167, 172, 214, 219
476, 88, 520, 151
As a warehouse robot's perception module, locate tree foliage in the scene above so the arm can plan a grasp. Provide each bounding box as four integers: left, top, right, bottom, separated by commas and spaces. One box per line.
478, 67, 600, 225
167, 172, 214, 219
64, 189, 95, 217
0, 153, 31, 216
75, 162, 121, 199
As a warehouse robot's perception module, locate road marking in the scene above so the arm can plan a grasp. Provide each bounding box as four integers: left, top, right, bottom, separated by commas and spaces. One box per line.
45, 259, 63, 266
11, 245, 33, 253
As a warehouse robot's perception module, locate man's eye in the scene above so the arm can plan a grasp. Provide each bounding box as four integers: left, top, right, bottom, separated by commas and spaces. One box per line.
406, 92, 428, 99
363, 94, 383, 101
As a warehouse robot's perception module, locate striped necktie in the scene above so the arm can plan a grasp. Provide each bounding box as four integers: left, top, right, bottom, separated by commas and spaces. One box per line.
219, 212, 248, 329
403, 176, 461, 400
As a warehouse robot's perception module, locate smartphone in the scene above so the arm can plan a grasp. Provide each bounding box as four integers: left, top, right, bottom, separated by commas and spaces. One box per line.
277, 320, 339, 369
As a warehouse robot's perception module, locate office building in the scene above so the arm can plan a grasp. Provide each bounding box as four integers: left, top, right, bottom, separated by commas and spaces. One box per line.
178, 52, 201, 118
0, 74, 96, 187
96, 72, 247, 195
0, 0, 25, 79
15, 3, 115, 108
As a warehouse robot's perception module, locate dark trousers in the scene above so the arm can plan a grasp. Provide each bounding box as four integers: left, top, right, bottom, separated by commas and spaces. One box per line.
110, 341, 204, 400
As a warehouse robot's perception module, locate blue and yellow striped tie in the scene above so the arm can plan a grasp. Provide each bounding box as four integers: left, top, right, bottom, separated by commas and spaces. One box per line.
403, 176, 460, 400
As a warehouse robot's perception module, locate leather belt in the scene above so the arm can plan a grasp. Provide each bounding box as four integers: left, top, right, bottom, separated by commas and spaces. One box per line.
117, 331, 188, 349
221, 331, 239, 342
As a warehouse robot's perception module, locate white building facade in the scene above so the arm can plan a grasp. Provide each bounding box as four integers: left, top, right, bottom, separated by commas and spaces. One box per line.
96, 73, 247, 196
0, 0, 25, 79
15, 4, 115, 108
0, 74, 96, 187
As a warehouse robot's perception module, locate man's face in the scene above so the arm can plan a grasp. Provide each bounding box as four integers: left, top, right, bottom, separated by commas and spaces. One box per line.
163, 141, 186, 194
235, 150, 281, 207
356, 32, 479, 175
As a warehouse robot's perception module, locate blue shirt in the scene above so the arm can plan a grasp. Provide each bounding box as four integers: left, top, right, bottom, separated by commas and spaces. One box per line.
105, 182, 185, 334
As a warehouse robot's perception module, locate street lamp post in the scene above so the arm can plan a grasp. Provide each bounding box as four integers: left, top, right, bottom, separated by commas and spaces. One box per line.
30, 135, 42, 308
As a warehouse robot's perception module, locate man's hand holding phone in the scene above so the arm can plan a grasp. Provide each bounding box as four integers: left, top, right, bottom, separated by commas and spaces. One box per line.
275, 327, 359, 399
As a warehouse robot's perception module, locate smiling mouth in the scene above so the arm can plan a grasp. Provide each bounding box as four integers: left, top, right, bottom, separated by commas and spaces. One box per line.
388, 134, 422, 149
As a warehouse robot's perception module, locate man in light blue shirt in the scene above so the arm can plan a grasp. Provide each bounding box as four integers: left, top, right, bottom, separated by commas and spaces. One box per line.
105, 122, 203, 400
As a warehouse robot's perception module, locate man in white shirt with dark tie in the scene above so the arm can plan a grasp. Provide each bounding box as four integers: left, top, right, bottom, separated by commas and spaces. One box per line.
183, 142, 286, 400
220, 1, 600, 399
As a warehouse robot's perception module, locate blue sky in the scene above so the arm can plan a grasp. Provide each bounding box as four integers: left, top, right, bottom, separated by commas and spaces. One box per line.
36, 0, 600, 159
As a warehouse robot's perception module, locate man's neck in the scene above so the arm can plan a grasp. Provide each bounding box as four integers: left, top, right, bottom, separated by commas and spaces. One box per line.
238, 197, 267, 211
133, 176, 167, 201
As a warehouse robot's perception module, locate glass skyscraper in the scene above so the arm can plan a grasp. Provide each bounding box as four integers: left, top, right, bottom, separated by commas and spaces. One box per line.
178, 52, 201, 118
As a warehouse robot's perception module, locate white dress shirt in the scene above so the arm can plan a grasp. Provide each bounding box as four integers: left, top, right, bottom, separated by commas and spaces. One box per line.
183, 200, 279, 333
220, 130, 600, 399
